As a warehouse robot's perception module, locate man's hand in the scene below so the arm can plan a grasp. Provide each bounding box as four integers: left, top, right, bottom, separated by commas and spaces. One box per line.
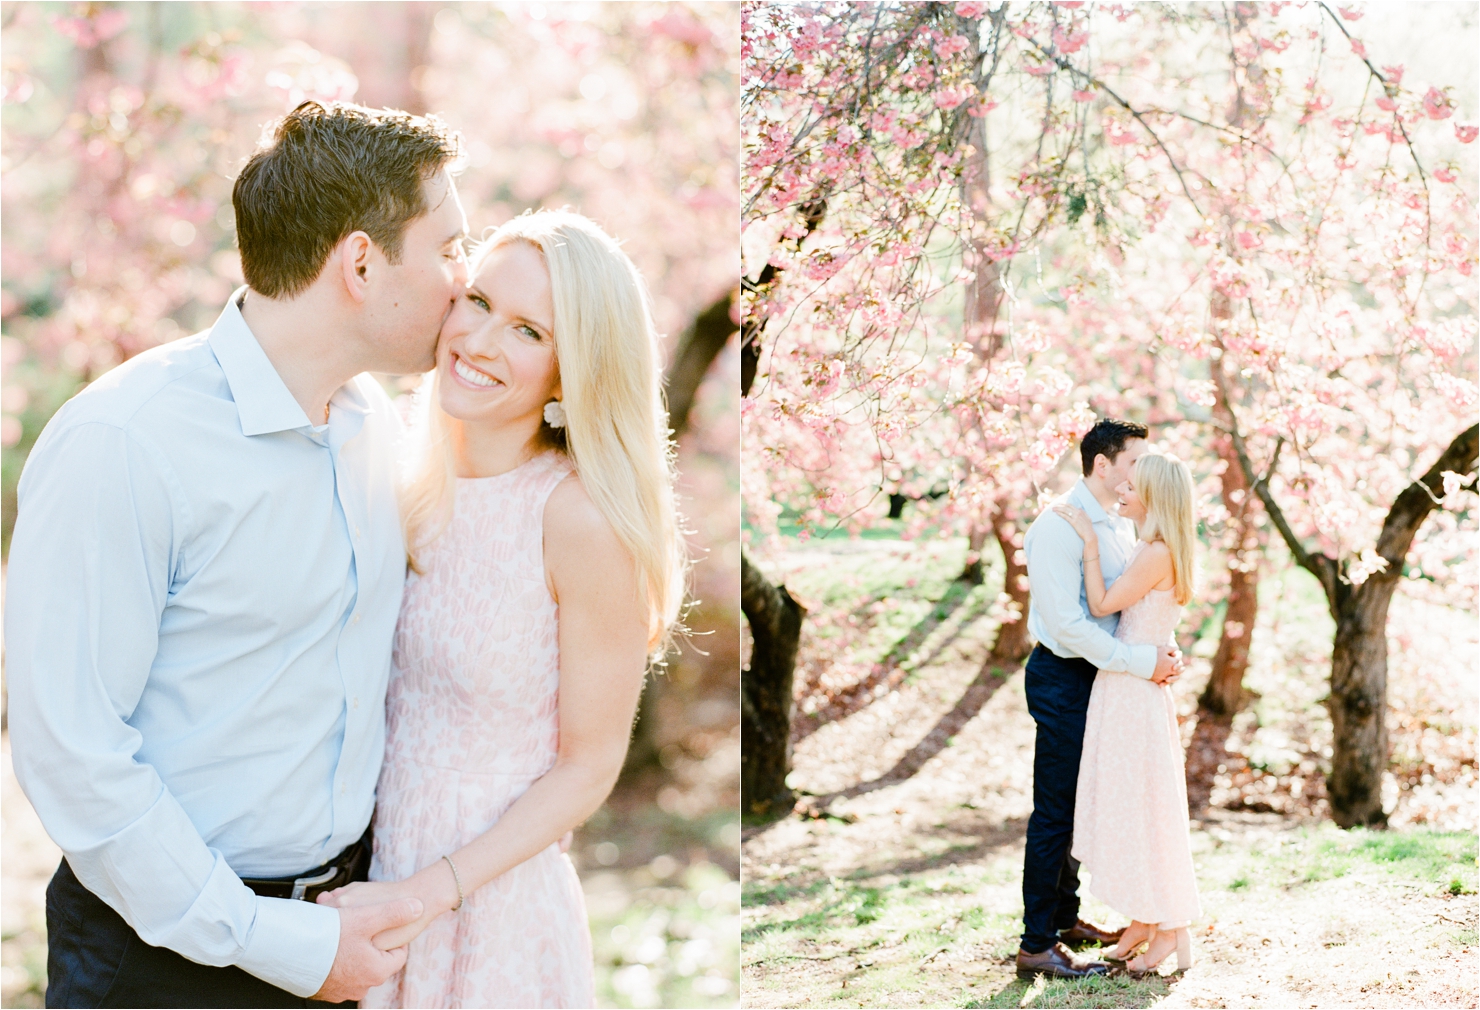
1150, 645, 1182, 686
310, 898, 422, 1004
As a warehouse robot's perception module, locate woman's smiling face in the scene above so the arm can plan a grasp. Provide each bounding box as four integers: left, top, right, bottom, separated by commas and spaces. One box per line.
436, 240, 560, 426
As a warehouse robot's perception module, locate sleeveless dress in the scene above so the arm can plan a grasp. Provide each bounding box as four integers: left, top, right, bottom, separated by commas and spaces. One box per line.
1072, 541, 1202, 929
363, 451, 594, 1009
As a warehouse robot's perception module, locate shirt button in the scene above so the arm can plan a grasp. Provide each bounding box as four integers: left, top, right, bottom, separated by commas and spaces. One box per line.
353, 697, 359, 709
351, 614, 360, 626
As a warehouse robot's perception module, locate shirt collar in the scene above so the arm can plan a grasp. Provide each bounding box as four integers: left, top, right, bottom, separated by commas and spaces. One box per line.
1069, 478, 1116, 525
208, 289, 370, 437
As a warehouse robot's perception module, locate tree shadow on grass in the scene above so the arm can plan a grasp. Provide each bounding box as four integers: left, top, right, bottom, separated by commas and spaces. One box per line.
793, 579, 984, 743
797, 661, 1017, 817
851, 815, 1029, 881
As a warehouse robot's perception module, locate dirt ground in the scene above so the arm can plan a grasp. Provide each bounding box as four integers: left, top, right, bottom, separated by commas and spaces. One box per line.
740, 542, 1479, 1010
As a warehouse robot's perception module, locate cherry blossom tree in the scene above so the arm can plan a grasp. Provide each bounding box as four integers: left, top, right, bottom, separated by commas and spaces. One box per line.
741, 0, 1476, 826
2, 4, 742, 845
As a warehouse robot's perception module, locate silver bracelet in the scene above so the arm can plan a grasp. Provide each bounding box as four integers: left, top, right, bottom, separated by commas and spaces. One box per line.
442, 854, 465, 912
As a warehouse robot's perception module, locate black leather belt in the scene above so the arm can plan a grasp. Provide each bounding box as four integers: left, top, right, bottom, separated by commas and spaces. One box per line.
240, 830, 371, 903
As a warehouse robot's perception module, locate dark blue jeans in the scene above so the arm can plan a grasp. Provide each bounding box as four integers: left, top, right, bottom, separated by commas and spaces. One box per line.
1020, 644, 1099, 953
44, 858, 353, 1009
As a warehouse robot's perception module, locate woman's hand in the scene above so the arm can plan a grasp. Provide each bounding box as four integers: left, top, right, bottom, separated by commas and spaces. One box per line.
317, 859, 463, 951
1052, 504, 1096, 546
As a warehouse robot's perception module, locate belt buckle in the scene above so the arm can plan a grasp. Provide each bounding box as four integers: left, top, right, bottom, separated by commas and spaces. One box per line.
290, 865, 339, 901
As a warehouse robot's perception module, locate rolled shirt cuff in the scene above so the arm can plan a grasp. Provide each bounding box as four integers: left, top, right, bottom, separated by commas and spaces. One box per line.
1126, 643, 1157, 680
235, 895, 340, 998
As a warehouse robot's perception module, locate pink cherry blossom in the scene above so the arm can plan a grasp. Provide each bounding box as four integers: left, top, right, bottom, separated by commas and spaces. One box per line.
49, 9, 128, 48
1454, 123, 1477, 143
1072, 89, 1095, 103
933, 85, 975, 110
1052, 26, 1088, 54
1338, 5, 1365, 19
1423, 87, 1455, 120
937, 35, 970, 57
966, 96, 1000, 118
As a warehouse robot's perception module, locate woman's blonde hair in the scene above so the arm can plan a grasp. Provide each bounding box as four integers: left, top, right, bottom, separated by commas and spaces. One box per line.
400, 209, 686, 658
1133, 452, 1197, 606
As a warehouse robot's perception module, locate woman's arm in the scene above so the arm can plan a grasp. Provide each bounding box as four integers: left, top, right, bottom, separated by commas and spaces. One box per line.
321, 475, 649, 948
1089, 541, 1171, 616
1050, 505, 1172, 617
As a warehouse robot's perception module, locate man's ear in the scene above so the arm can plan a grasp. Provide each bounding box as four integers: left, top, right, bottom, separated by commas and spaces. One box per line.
339, 231, 373, 304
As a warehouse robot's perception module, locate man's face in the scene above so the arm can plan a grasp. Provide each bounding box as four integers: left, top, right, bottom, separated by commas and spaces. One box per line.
1100, 437, 1147, 498
365, 170, 469, 374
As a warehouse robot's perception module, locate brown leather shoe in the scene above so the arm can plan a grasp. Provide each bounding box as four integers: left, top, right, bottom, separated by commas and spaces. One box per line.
1057, 918, 1126, 949
1015, 942, 1110, 980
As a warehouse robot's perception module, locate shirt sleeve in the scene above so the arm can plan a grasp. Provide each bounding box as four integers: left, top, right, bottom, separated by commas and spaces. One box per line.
5, 421, 339, 998
1025, 512, 1157, 679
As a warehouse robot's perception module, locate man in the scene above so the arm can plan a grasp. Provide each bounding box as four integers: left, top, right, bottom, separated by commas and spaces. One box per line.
6, 102, 470, 1007
1014, 417, 1182, 980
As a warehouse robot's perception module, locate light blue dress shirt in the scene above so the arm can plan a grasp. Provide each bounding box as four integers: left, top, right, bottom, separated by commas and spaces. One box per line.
5, 293, 407, 997
1023, 478, 1156, 679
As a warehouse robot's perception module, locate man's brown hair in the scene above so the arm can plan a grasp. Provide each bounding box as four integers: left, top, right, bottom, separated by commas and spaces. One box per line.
1079, 417, 1150, 476
232, 101, 462, 298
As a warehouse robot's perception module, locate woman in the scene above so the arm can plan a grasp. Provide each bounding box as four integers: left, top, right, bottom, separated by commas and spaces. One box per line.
1053, 452, 1201, 976
321, 210, 686, 1008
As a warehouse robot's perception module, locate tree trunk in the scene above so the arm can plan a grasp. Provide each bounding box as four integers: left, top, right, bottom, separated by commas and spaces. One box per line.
1200, 424, 1260, 715
1198, 9, 1272, 717
957, 525, 988, 584
987, 515, 1033, 665
666, 290, 737, 440
399, 2, 434, 115
1326, 573, 1397, 827
1227, 420, 1477, 829
740, 551, 806, 818
737, 199, 826, 815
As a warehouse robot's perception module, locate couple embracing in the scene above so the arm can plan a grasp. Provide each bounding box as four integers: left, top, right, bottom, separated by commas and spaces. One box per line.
1014, 419, 1203, 980
7, 102, 682, 1008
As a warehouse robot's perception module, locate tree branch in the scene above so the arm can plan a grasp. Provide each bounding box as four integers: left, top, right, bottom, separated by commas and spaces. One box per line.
1374, 424, 1479, 569
1021, 35, 1205, 217
1210, 361, 1340, 605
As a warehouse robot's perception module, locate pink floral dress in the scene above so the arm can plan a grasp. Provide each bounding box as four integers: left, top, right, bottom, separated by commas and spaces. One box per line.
363, 452, 594, 1009
1072, 541, 1202, 929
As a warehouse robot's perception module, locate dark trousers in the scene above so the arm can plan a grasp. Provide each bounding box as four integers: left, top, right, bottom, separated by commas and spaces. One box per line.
1020, 644, 1098, 953
45, 858, 355, 1009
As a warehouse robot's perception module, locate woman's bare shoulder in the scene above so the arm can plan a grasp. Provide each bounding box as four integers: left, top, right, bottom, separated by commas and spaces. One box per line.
543, 472, 627, 568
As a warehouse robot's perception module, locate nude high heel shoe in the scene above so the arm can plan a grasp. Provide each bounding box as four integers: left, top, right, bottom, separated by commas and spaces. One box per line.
1103, 920, 1153, 962
1125, 927, 1193, 975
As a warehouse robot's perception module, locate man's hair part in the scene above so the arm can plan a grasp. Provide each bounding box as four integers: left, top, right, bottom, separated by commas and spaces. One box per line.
1080, 417, 1150, 476
232, 101, 463, 299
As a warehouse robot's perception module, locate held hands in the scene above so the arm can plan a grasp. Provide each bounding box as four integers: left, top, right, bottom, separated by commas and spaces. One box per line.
316, 834, 570, 955
1051, 504, 1096, 545
1151, 645, 1184, 686
309, 897, 422, 1003
317, 859, 462, 952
